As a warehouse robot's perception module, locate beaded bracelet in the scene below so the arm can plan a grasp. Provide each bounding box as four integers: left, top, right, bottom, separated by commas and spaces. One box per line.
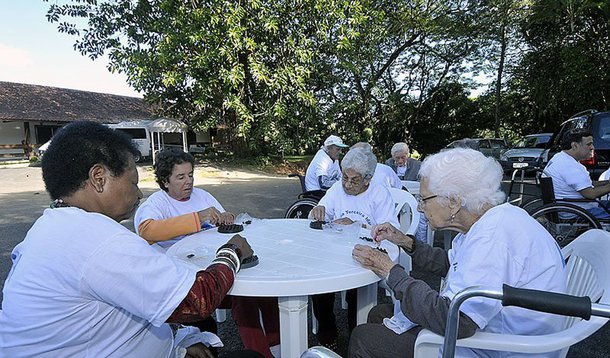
217, 243, 243, 261
216, 249, 241, 272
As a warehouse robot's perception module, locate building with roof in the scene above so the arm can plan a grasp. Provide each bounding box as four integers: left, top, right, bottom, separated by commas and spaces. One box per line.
0, 81, 154, 159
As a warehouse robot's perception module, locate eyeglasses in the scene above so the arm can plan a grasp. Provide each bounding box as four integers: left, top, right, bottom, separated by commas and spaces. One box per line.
417, 194, 438, 208
342, 174, 364, 187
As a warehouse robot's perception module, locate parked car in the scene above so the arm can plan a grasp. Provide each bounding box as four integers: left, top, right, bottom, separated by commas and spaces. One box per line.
36, 139, 52, 159
446, 138, 508, 160
499, 133, 552, 173
541, 110, 610, 178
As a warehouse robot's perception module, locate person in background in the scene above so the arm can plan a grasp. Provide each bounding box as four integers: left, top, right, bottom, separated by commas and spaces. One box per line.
543, 130, 610, 219
304, 135, 349, 191
349, 148, 566, 358
0, 121, 262, 358
351, 142, 402, 189
385, 142, 421, 181
309, 147, 399, 350
135, 148, 280, 358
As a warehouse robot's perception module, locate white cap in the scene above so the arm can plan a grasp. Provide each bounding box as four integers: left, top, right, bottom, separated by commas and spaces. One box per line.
324, 135, 348, 148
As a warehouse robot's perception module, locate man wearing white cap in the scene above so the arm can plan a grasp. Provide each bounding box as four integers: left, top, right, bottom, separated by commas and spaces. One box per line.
304, 135, 349, 191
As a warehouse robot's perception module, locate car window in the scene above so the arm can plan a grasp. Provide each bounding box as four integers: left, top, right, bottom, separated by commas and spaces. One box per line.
478, 140, 490, 148
116, 128, 147, 139
598, 115, 610, 141
490, 140, 506, 149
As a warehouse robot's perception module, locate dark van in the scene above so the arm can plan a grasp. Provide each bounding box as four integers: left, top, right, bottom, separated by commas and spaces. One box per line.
542, 110, 610, 178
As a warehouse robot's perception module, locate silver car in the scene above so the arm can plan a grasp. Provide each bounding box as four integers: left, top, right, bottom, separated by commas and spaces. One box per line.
499, 133, 552, 173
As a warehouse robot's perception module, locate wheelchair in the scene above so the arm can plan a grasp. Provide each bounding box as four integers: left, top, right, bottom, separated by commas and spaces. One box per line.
284, 174, 326, 219
527, 176, 609, 247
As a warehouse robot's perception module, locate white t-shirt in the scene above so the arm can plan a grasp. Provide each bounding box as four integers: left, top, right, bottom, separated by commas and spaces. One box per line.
543, 151, 596, 210
599, 168, 610, 181
135, 188, 226, 248
305, 148, 342, 191
317, 181, 399, 228
0, 207, 195, 357
442, 203, 567, 358
371, 163, 402, 189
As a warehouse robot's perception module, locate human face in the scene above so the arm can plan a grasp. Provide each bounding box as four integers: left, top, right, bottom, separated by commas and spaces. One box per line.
327, 145, 343, 161
164, 162, 195, 201
392, 150, 409, 167
574, 136, 594, 161
417, 178, 447, 230
101, 159, 143, 222
342, 168, 370, 196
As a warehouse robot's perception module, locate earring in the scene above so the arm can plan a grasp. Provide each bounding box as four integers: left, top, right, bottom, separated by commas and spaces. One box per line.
450, 213, 456, 223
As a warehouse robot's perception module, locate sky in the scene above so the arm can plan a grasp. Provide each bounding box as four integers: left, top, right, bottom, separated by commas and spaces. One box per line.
0, 1, 140, 97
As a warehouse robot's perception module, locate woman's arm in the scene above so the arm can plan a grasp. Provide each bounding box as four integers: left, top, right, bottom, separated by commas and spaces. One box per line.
166, 263, 234, 324
388, 266, 479, 338
408, 240, 451, 276
138, 212, 201, 243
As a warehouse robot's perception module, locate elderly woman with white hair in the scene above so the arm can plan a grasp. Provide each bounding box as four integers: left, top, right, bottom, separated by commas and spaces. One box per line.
309, 147, 399, 350
349, 148, 567, 358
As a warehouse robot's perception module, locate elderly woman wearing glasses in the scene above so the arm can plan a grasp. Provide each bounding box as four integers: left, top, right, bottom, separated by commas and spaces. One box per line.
349, 148, 567, 358
309, 147, 399, 350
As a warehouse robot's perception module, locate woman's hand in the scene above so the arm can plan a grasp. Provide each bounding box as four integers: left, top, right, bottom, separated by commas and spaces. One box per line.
352, 244, 395, 277
310, 205, 326, 221
198, 207, 222, 225
372, 223, 412, 249
333, 217, 354, 225
185, 343, 216, 358
217, 211, 235, 225
227, 234, 254, 262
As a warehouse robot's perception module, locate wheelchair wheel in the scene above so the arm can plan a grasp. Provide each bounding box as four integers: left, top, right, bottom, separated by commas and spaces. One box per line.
530, 203, 602, 247
285, 198, 318, 219
521, 198, 544, 214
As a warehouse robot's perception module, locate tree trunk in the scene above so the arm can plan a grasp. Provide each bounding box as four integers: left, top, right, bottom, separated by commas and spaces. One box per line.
494, 25, 507, 138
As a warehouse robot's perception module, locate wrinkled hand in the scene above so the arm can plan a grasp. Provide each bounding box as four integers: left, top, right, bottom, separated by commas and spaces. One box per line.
217, 211, 235, 225
372, 222, 411, 248
198, 207, 223, 226
352, 244, 395, 277
310, 205, 326, 222
333, 217, 354, 225
185, 343, 216, 358
227, 234, 254, 263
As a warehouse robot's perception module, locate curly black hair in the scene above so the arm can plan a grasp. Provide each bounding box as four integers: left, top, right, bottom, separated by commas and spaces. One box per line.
42, 121, 139, 200
560, 129, 593, 150
154, 148, 195, 191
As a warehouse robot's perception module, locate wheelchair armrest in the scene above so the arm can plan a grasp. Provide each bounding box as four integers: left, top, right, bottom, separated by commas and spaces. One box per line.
299, 190, 326, 201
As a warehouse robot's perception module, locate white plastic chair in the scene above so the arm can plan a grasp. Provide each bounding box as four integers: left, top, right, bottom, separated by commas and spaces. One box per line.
413, 228, 610, 357
389, 188, 420, 272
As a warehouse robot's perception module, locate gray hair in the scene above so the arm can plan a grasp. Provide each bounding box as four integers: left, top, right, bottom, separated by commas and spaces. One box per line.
419, 148, 505, 215
341, 147, 377, 179
391, 142, 409, 156
351, 142, 373, 152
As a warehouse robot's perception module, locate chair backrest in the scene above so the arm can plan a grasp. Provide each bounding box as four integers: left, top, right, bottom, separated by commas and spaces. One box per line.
539, 176, 556, 205
401, 180, 420, 196
413, 229, 610, 358
561, 229, 610, 332
389, 188, 420, 235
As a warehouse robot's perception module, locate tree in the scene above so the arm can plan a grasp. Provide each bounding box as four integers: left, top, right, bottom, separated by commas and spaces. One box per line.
46, 0, 332, 155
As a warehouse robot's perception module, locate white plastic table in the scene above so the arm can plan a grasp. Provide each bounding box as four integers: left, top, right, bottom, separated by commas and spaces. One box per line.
166, 218, 398, 357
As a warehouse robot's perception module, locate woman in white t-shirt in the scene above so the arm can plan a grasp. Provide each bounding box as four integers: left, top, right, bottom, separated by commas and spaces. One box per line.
350, 148, 567, 358
134, 148, 280, 358
309, 147, 399, 350
0, 122, 259, 358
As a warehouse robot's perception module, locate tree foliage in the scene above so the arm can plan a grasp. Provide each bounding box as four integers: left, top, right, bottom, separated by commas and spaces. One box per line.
45, 0, 610, 158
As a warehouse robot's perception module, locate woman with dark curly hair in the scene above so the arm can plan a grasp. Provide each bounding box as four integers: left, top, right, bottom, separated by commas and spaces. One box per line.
0, 121, 261, 358
134, 147, 281, 358
135, 147, 235, 248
